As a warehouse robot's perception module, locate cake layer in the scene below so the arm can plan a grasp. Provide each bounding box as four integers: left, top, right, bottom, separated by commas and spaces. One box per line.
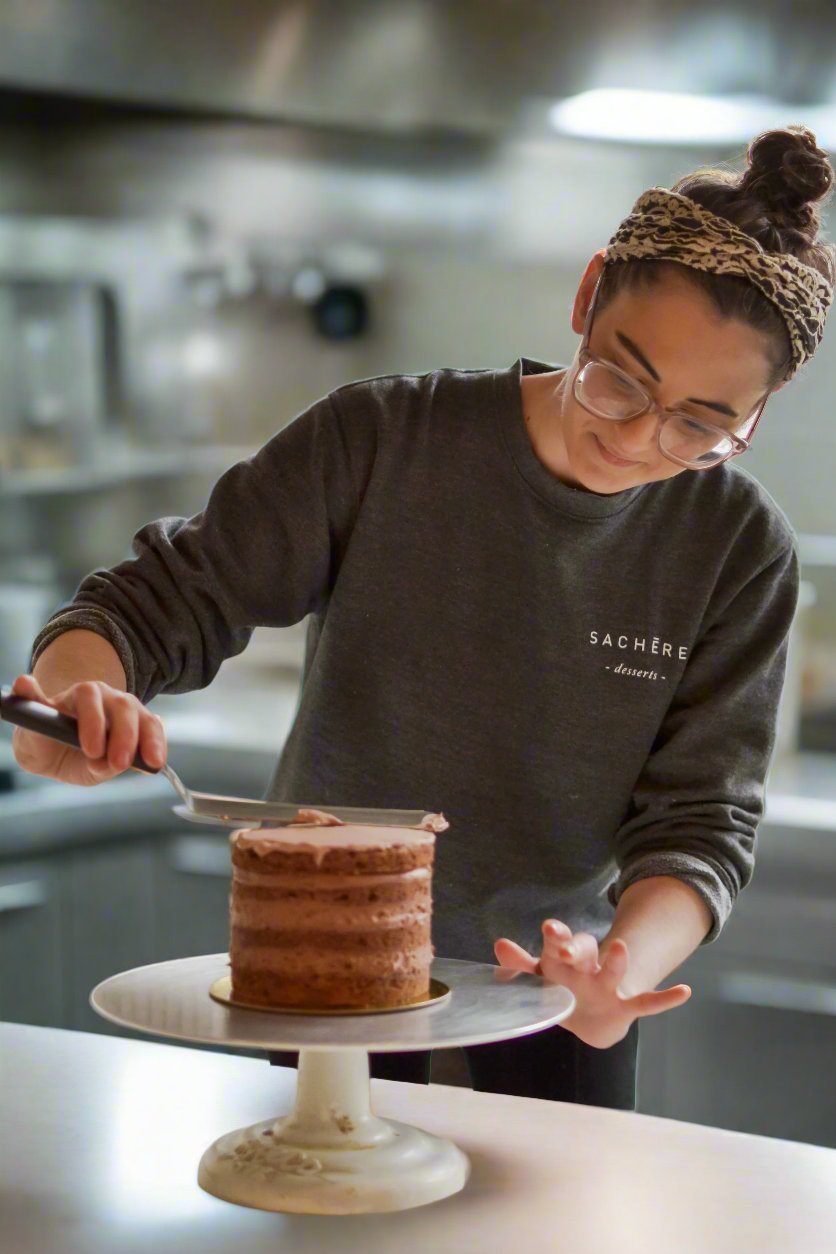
233, 820, 438, 855
229, 820, 437, 1010
231, 836, 434, 877
231, 967, 430, 1010
230, 941, 433, 976
230, 895, 430, 932
232, 920, 430, 954
232, 865, 431, 890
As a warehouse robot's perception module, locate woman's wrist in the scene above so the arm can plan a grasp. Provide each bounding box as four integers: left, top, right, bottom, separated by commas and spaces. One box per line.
32, 629, 127, 697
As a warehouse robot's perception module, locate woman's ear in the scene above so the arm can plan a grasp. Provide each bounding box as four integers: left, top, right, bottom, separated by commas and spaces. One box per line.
571, 251, 607, 335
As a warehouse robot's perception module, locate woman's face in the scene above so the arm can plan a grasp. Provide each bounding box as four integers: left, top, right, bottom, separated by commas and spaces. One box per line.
553, 257, 777, 494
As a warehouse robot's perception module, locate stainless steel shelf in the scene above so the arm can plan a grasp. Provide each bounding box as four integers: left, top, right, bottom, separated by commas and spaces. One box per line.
0, 445, 256, 497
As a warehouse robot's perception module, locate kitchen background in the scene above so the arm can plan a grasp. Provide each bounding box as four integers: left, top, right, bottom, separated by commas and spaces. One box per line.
1, 0, 835, 1148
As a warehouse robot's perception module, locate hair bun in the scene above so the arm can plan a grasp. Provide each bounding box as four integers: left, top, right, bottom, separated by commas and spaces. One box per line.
740, 126, 833, 238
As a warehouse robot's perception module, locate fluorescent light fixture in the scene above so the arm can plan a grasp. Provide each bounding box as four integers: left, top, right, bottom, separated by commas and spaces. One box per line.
549, 89, 836, 148
183, 332, 227, 378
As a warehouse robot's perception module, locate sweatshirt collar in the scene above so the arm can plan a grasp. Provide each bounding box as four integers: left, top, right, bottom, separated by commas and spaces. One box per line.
494, 356, 649, 520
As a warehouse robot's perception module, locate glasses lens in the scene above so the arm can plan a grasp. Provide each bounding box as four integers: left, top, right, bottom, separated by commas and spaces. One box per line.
577, 362, 645, 419
661, 414, 734, 467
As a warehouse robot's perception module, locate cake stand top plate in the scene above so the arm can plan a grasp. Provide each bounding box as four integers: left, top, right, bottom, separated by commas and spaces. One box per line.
90, 954, 575, 1052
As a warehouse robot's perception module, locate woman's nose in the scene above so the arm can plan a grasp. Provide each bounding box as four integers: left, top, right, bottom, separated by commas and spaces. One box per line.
617, 407, 661, 452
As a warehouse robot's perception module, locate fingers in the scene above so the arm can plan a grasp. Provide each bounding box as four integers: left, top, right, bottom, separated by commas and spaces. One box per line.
494, 966, 526, 984
71, 682, 108, 761
52, 680, 135, 772
92, 689, 166, 772
542, 918, 572, 944
628, 984, 692, 1018
140, 713, 167, 768
10, 674, 166, 779
9, 674, 77, 776
494, 938, 539, 974
543, 922, 599, 973
599, 938, 630, 991
104, 691, 140, 772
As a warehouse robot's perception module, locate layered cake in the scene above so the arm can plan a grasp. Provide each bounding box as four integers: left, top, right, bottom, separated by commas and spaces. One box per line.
229, 808, 448, 1010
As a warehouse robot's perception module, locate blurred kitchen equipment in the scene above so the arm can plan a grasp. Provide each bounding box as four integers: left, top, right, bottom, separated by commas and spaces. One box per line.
311, 283, 370, 339
0, 280, 120, 473
0, 558, 62, 693
0, 688, 431, 828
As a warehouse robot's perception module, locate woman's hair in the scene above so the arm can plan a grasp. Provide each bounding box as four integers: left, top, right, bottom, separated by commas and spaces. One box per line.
598, 125, 836, 385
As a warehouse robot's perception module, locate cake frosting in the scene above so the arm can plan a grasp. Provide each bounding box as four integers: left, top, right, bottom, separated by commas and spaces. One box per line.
228, 809, 446, 1010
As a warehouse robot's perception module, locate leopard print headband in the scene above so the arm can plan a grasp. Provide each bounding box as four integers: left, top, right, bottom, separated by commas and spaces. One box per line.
604, 187, 833, 377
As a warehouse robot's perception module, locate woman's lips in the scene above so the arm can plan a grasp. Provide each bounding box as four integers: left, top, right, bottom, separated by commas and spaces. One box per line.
594, 434, 640, 468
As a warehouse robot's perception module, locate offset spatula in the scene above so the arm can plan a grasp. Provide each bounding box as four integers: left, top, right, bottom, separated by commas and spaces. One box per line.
0, 688, 428, 829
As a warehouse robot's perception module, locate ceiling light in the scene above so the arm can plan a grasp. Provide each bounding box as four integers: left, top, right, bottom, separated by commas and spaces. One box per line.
549, 89, 836, 148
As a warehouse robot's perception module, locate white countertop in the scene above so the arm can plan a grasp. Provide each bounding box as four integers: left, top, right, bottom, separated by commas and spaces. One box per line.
2, 1021, 835, 1253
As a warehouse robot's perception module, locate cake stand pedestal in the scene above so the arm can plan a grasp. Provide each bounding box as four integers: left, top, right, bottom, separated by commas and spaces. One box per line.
90, 954, 574, 1215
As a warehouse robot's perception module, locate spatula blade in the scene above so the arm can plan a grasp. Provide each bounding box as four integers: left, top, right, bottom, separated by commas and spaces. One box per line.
182, 792, 429, 826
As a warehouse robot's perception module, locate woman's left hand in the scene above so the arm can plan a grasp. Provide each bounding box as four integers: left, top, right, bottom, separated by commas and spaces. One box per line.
494, 919, 692, 1050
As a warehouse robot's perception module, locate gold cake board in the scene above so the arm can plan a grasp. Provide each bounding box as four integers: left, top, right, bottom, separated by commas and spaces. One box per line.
209, 973, 451, 1015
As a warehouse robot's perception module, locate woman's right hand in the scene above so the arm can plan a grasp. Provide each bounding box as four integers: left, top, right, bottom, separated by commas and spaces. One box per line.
9, 672, 167, 787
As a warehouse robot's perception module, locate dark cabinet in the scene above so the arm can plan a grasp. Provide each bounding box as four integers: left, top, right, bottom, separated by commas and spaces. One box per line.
637, 819, 836, 1149
0, 860, 65, 1026
639, 989, 836, 1149
152, 832, 233, 960
64, 841, 156, 1035
0, 827, 242, 1046
0, 831, 227, 1032
0, 739, 275, 1046
148, 829, 265, 1059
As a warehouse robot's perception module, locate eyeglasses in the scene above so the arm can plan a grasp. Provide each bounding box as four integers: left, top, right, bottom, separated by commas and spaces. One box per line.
572, 272, 771, 470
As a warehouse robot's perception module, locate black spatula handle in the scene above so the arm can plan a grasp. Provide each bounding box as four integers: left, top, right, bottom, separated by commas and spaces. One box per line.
0, 687, 154, 773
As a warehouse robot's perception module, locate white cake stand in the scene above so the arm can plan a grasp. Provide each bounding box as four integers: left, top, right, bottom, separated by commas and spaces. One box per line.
90, 953, 574, 1215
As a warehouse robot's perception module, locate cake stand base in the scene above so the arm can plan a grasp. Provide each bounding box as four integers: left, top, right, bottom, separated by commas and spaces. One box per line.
197, 1045, 469, 1214
91, 953, 574, 1215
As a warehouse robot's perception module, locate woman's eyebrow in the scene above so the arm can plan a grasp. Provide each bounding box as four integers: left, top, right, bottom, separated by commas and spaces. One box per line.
614, 331, 739, 419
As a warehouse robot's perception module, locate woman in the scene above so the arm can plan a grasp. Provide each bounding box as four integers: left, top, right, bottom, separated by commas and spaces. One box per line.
11, 125, 835, 1111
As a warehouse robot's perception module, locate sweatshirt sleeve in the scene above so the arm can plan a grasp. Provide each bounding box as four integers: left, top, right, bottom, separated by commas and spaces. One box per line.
28, 389, 377, 704
607, 540, 800, 945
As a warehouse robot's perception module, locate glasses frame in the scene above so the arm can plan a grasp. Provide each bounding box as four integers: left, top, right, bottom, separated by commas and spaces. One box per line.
573, 271, 772, 470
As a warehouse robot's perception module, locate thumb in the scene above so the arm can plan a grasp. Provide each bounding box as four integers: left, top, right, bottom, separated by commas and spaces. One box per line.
11, 673, 79, 715
494, 938, 539, 973
12, 672, 91, 719
12, 673, 58, 704
630, 983, 693, 1018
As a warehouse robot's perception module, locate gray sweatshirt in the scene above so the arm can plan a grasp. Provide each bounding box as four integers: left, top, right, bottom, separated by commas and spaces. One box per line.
30, 357, 800, 962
